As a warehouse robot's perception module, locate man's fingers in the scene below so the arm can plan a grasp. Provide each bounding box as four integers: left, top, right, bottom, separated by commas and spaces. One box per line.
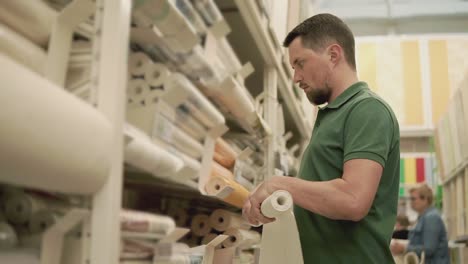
242, 200, 260, 225
252, 205, 275, 224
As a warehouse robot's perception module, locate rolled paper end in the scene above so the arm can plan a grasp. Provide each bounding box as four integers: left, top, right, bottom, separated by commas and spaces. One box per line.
260, 190, 293, 219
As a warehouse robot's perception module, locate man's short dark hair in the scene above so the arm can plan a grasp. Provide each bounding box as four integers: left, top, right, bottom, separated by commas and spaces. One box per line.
283, 13, 356, 70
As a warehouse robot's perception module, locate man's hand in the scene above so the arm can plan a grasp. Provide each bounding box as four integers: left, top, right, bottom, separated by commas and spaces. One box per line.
242, 178, 281, 225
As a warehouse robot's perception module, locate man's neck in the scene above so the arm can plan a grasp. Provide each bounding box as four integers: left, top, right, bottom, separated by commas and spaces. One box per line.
328, 71, 359, 103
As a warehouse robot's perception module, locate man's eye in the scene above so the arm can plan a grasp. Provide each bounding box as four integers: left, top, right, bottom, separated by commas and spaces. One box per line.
298, 61, 304, 68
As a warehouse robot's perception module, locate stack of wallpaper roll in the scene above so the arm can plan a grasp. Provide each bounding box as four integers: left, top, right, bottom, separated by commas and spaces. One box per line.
186, 208, 260, 250
0, 188, 70, 250
153, 242, 205, 263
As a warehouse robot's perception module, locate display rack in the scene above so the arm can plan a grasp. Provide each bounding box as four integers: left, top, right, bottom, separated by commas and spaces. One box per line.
0, 0, 313, 263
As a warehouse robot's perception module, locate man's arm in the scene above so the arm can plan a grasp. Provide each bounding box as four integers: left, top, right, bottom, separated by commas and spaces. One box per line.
243, 158, 382, 224
273, 158, 382, 221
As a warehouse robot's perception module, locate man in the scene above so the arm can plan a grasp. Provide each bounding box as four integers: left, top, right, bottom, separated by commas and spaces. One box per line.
391, 185, 450, 263
242, 14, 400, 263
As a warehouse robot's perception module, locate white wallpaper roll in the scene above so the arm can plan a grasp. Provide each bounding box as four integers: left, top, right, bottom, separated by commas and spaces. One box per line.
259, 190, 303, 264
0, 221, 18, 249
127, 79, 151, 107
0, 55, 113, 194
209, 209, 250, 232
235, 174, 254, 191
174, 0, 207, 34
403, 252, 422, 264
4, 192, 46, 225
28, 209, 62, 234
120, 209, 176, 236
153, 255, 198, 264
121, 239, 154, 260
0, 24, 46, 73
190, 214, 211, 237
163, 73, 225, 129
154, 242, 190, 257
129, 52, 151, 78
222, 228, 260, 249
144, 62, 171, 88
124, 124, 184, 178
153, 114, 203, 160
0, 0, 56, 47
217, 38, 242, 75
132, 0, 198, 53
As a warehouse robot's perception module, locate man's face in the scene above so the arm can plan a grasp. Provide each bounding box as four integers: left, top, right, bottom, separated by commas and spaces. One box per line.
288, 37, 332, 105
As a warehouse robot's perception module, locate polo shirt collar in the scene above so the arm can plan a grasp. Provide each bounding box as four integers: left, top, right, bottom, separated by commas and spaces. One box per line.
321, 82, 368, 110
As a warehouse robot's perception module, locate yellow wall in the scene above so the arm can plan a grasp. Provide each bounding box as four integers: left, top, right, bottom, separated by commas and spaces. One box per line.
357, 42, 377, 92
401, 41, 424, 126
429, 40, 451, 124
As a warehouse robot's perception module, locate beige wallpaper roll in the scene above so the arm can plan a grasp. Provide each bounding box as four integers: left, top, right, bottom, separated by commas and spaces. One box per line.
4, 192, 46, 225
0, 55, 113, 194
222, 228, 260, 249
0, 24, 46, 73
0, 0, 56, 47
190, 214, 211, 237
209, 209, 250, 232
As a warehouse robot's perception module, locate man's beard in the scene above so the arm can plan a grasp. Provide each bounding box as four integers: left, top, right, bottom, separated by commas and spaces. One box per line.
306, 86, 331, 105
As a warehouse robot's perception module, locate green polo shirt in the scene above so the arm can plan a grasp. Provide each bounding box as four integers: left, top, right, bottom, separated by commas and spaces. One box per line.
295, 82, 400, 263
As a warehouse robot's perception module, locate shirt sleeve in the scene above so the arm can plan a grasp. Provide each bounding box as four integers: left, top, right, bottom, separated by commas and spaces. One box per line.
343, 98, 394, 168
407, 214, 445, 257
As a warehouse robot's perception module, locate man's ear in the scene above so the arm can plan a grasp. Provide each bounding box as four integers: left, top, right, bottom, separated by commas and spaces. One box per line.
328, 44, 342, 65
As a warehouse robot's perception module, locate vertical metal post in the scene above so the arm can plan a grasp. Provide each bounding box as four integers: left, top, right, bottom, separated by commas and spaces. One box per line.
88, 0, 131, 263
263, 67, 278, 181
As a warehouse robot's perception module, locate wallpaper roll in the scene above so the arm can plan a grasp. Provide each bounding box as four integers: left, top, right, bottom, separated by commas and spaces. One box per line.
4, 192, 46, 225
193, 0, 222, 26
166, 207, 188, 227
259, 190, 303, 264
174, 0, 207, 34
129, 52, 152, 78
211, 161, 235, 180
0, 221, 18, 249
154, 242, 190, 257
214, 139, 237, 169
153, 255, 201, 264
205, 175, 249, 208
163, 73, 225, 129
0, 24, 46, 73
65, 66, 91, 91
154, 114, 203, 160
0, 55, 112, 194
132, 0, 198, 53
210, 77, 256, 123
120, 209, 176, 236
190, 214, 211, 237
222, 228, 260, 249
124, 124, 184, 178
127, 79, 151, 106
144, 62, 171, 88
0, 0, 56, 47
201, 233, 218, 245
403, 252, 423, 264
236, 160, 256, 181
28, 209, 62, 234
217, 38, 242, 75
209, 209, 250, 232
121, 239, 154, 260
